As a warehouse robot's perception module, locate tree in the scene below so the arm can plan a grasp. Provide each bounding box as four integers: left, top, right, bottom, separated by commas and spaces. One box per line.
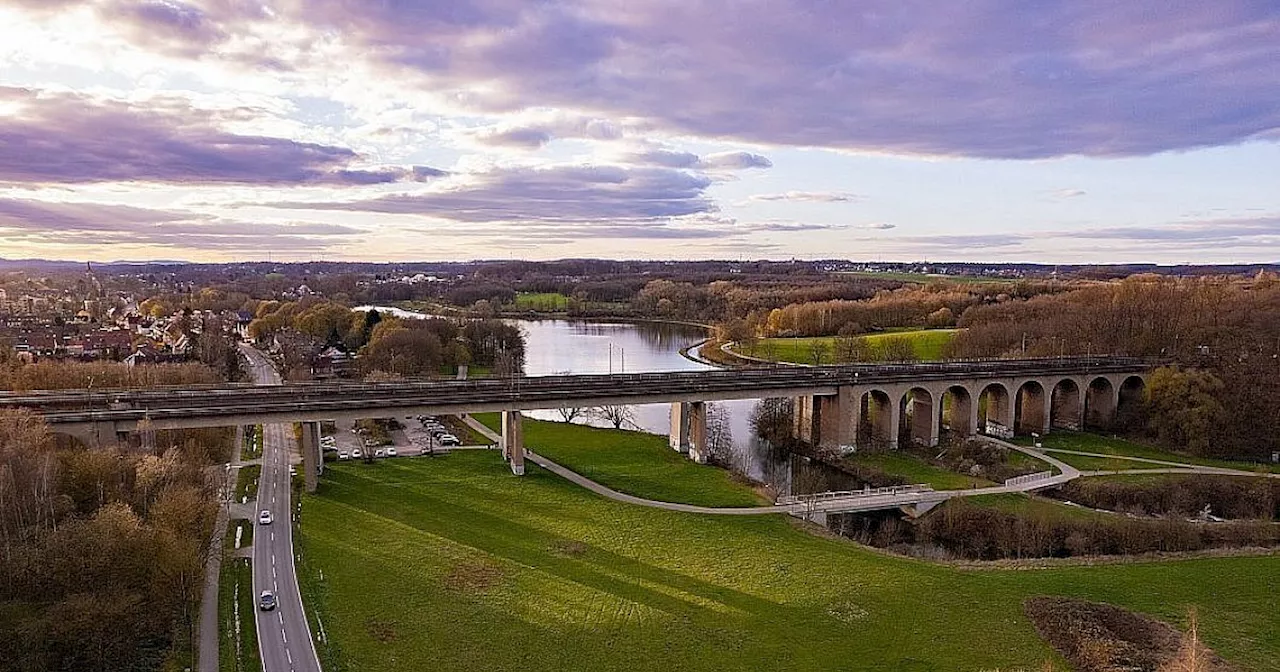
702, 403, 736, 468
592, 405, 636, 430
1145, 366, 1226, 456
750, 398, 794, 448
878, 335, 919, 362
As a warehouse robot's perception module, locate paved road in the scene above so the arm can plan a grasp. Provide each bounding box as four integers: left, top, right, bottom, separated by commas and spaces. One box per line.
241, 345, 322, 672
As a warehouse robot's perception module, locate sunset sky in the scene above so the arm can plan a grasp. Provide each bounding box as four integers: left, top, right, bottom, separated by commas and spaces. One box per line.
1, 1, 1277, 263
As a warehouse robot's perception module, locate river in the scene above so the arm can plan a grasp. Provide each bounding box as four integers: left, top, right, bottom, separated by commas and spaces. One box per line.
356, 308, 835, 490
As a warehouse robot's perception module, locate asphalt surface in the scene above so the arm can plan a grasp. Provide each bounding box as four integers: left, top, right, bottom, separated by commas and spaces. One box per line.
241, 345, 322, 672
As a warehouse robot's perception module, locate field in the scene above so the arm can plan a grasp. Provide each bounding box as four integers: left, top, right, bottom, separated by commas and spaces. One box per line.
843, 451, 994, 490
1013, 431, 1280, 473
234, 465, 260, 503
735, 329, 957, 365
513, 292, 570, 312
473, 413, 762, 507
297, 421, 1280, 671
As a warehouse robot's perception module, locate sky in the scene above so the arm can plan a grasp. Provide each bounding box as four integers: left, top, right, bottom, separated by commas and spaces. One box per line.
0, 1, 1278, 264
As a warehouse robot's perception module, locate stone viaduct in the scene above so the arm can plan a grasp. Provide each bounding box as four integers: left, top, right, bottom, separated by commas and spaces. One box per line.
0, 357, 1151, 489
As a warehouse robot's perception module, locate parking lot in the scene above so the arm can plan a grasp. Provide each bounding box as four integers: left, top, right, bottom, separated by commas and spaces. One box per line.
324, 416, 494, 461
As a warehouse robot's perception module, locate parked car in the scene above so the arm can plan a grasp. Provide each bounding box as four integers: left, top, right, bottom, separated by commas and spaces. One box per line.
374, 448, 386, 458
338, 451, 350, 460
438, 434, 460, 446
258, 591, 277, 611
386, 447, 398, 457
258, 510, 273, 525
351, 448, 362, 459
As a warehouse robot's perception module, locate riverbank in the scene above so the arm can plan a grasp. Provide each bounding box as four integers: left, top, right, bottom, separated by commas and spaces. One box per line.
296, 420, 1280, 671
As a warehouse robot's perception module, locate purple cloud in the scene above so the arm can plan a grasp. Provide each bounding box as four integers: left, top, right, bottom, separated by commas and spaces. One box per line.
281, 0, 1280, 159
276, 164, 716, 223
0, 88, 441, 185
750, 191, 864, 203
624, 148, 771, 170
0, 198, 360, 251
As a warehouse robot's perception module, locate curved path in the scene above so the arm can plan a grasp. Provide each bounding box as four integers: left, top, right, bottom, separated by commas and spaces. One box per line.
461, 415, 1278, 517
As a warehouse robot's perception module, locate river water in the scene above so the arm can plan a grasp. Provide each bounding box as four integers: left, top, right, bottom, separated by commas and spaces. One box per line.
358, 308, 804, 488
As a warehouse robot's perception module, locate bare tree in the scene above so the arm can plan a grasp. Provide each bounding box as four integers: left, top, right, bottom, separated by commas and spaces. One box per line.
750, 398, 795, 447
591, 405, 636, 430
553, 371, 585, 423
702, 402, 736, 468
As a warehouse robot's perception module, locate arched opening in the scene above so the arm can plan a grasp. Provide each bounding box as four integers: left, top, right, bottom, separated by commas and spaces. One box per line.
900, 387, 938, 447
1014, 381, 1048, 436
858, 390, 896, 450
941, 385, 975, 438
978, 383, 1012, 438
1116, 376, 1147, 431
1050, 379, 1082, 430
1084, 377, 1116, 430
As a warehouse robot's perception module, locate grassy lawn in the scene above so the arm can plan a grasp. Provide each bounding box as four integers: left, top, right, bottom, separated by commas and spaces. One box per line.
513, 292, 570, 312
298, 450, 1280, 671
224, 519, 254, 551
241, 425, 263, 461
218, 556, 261, 672
235, 465, 260, 503
473, 413, 762, 507
1014, 431, 1280, 473
965, 493, 1107, 521
735, 329, 956, 365
843, 451, 995, 490
1050, 453, 1175, 472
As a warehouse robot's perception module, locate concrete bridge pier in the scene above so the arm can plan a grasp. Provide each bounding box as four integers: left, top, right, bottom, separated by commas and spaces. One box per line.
669, 402, 708, 463
300, 421, 321, 492
501, 410, 525, 476
815, 386, 857, 453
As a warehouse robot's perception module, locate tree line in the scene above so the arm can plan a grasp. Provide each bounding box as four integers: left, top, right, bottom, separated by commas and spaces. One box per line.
0, 359, 234, 672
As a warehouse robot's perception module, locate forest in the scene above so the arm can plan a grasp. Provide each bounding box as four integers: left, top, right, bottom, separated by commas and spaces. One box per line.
0, 359, 233, 672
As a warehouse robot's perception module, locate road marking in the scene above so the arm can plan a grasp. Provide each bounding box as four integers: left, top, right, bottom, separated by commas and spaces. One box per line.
282, 629, 288, 644
278, 613, 284, 624
286, 649, 293, 665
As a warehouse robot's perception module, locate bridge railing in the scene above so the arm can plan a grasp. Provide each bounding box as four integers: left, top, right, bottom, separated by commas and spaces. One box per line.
776, 483, 934, 505
1003, 471, 1055, 487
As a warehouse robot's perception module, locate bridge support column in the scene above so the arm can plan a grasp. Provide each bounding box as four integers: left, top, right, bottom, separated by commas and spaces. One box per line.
669, 402, 708, 463
910, 395, 939, 447
670, 402, 689, 453
687, 401, 708, 464
300, 421, 321, 493
793, 396, 817, 444
501, 410, 525, 476
816, 386, 857, 453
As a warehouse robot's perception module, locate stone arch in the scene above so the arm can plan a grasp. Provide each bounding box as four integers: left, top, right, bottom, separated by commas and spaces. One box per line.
1084, 377, 1116, 430
1116, 375, 1147, 431
941, 384, 976, 438
977, 382, 1012, 438
857, 389, 898, 450
1050, 378, 1082, 430
1014, 380, 1049, 436
900, 387, 938, 447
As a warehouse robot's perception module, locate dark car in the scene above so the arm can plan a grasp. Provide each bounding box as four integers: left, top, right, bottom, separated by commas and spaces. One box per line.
258, 590, 277, 611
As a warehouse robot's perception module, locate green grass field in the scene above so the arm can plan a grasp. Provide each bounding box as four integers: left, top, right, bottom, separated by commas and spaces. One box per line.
843, 451, 994, 490
1014, 431, 1280, 473
473, 413, 762, 507
513, 292, 570, 312
235, 465, 260, 503
735, 329, 957, 365
218, 556, 261, 672
297, 421, 1280, 671
224, 519, 254, 551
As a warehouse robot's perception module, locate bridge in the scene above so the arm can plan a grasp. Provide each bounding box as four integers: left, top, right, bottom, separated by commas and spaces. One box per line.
0, 356, 1153, 487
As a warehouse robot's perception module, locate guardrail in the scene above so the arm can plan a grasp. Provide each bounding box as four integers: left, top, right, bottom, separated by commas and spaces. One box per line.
776, 483, 934, 505
1003, 471, 1055, 487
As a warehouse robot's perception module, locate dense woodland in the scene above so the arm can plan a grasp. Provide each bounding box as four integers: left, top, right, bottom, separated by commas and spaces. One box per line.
0, 359, 232, 672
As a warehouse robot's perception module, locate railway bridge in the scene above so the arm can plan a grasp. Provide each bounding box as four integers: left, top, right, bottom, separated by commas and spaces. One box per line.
0, 357, 1153, 486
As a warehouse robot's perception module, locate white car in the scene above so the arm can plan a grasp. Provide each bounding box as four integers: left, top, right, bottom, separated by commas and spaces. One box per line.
351, 448, 362, 459
386, 447, 398, 457
338, 451, 350, 460
373, 448, 386, 458
258, 510, 273, 525
438, 434, 460, 446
